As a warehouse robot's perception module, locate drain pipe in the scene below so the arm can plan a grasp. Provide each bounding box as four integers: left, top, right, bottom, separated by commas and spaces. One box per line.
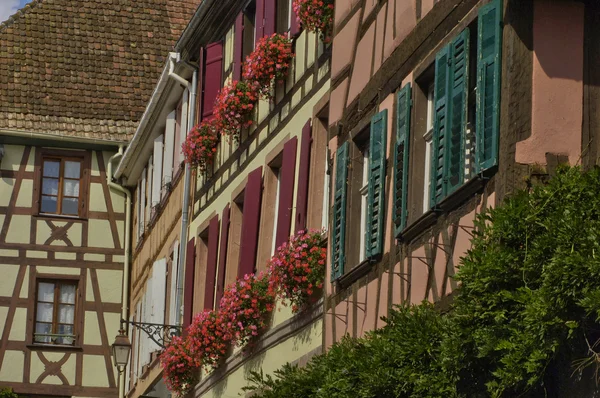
172, 66, 197, 327
107, 145, 132, 398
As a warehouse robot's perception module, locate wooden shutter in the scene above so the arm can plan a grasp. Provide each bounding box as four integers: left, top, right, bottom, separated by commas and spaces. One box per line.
445, 29, 470, 195
295, 119, 312, 233
430, 45, 451, 208
163, 110, 176, 186
196, 47, 205, 124
216, 205, 230, 306
204, 216, 220, 310
152, 135, 164, 206
476, 0, 502, 172
238, 167, 263, 277
202, 41, 224, 121
331, 142, 349, 281
234, 14, 244, 81
275, 137, 298, 248
366, 110, 388, 259
151, 258, 167, 354
264, 0, 276, 37
183, 238, 196, 329
255, 0, 265, 39
169, 241, 179, 325
138, 172, 145, 238
394, 84, 412, 237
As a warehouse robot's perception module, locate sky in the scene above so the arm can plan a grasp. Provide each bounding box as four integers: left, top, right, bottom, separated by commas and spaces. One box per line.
0, 0, 32, 23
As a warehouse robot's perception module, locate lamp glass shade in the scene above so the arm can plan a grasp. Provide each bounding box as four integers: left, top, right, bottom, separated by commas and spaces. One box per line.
112, 332, 131, 367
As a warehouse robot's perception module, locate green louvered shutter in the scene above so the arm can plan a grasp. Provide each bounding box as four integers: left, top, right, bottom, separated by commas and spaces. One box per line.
366, 110, 388, 259
430, 44, 451, 208
331, 142, 349, 281
445, 29, 470, 195
476, 0, 502, 172
394, 84, 411, 237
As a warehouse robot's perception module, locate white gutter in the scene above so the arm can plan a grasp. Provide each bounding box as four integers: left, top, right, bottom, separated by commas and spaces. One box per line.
0, 128, 128, 146
107, 146, 132, 398
173, 69, 196, 327
114, 53, 180, 179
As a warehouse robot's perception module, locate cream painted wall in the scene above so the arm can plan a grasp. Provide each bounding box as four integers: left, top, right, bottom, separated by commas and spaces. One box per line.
6, 215, 30, 244
0, 351, 24, 382
201, 319, 323, 398
83, 355, 110, 387
0, 264, 19, 296
84, 311, 102, 345
8, 307, 27, 342
0, 145, 24, 172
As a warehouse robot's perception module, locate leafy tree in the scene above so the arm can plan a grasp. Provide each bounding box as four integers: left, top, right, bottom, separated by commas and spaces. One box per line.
244, 166, 600, 397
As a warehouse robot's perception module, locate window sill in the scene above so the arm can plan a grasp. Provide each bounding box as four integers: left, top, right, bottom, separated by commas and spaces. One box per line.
34, 213, 87, 222
337, 257, 376, 289
398, 175, 488, 242
27, 343, 82, 352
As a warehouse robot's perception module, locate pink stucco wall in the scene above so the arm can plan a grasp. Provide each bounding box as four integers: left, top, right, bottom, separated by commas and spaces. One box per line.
515, 0, 584, 165
331, 12, 361, 80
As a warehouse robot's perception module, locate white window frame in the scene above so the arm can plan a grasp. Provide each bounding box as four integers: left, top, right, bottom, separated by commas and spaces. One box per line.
271, 168, 282, 255
359, 147, 370, 262
321, 146, 330, 231
423, 85, 434, 213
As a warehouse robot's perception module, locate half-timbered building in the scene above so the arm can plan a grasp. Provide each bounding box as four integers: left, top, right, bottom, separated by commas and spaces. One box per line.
117, 0, 334, 396
0, 1, 197, 397
115, 53, 195, 397
325, 0, 597, 353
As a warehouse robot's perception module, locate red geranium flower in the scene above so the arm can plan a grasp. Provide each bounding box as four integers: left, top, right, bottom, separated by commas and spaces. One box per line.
181, 120, 220, 173
243, 33, 294, 98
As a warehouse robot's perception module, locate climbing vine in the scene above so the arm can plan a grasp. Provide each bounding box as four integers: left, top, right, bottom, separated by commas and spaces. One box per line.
244, 166, 600, 397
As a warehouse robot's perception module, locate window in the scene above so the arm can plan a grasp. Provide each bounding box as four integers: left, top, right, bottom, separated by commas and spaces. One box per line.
40, 157, 82, 216
243, 1, 257, 60
271, 168, 282, 254
276, 0, 292, 34
35, 280, 78, 345
427, 0, 502, 208
358, 147, 369, 263
423, 84, 434, 213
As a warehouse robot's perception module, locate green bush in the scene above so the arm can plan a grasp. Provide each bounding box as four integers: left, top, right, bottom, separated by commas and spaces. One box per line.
0, 387, 18, 398
243, 166, 600, 397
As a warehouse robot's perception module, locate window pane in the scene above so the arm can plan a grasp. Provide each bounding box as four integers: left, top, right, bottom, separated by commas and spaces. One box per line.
63, 180, 80, 197
42, 178, 59, 196
43, 160, 60, 178
41, 195, 57, 213
57, 324, 75, 345
59, 284, 76, 304
62, 198, 79, 215
64, 161, 81, 179
36, 303, 54, 322
58, 305, 75, 324
35, 323, 52, 343
38, 282, 55, 302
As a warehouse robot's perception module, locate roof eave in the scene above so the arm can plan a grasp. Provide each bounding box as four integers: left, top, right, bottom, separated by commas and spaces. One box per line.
175, 0, 251, 58
115, 53, 194, 183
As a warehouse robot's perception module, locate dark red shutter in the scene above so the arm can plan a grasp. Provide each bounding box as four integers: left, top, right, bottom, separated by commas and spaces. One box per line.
255, 0, 265, 39
183, 238, 196, 329
202, 41, 224, 120
233, 14, 244, 81
264, 0, 276, 37
295, 119, 312, 233
215, 205, 230, 306
196, 47, 205, 124
275, 137, 298, 248
290, 1, 301, 37
238, 167, 263, 278
203, 216, 220, 310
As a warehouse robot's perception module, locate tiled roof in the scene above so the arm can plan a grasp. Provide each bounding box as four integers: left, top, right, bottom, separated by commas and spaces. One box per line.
0, 0, 199, 141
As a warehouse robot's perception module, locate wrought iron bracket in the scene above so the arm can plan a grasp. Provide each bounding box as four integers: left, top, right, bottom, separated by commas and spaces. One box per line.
120, 319, 182, 349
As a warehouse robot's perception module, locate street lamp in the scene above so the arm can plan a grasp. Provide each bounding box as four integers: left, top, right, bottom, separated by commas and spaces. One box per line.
112, 329, 132, 371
